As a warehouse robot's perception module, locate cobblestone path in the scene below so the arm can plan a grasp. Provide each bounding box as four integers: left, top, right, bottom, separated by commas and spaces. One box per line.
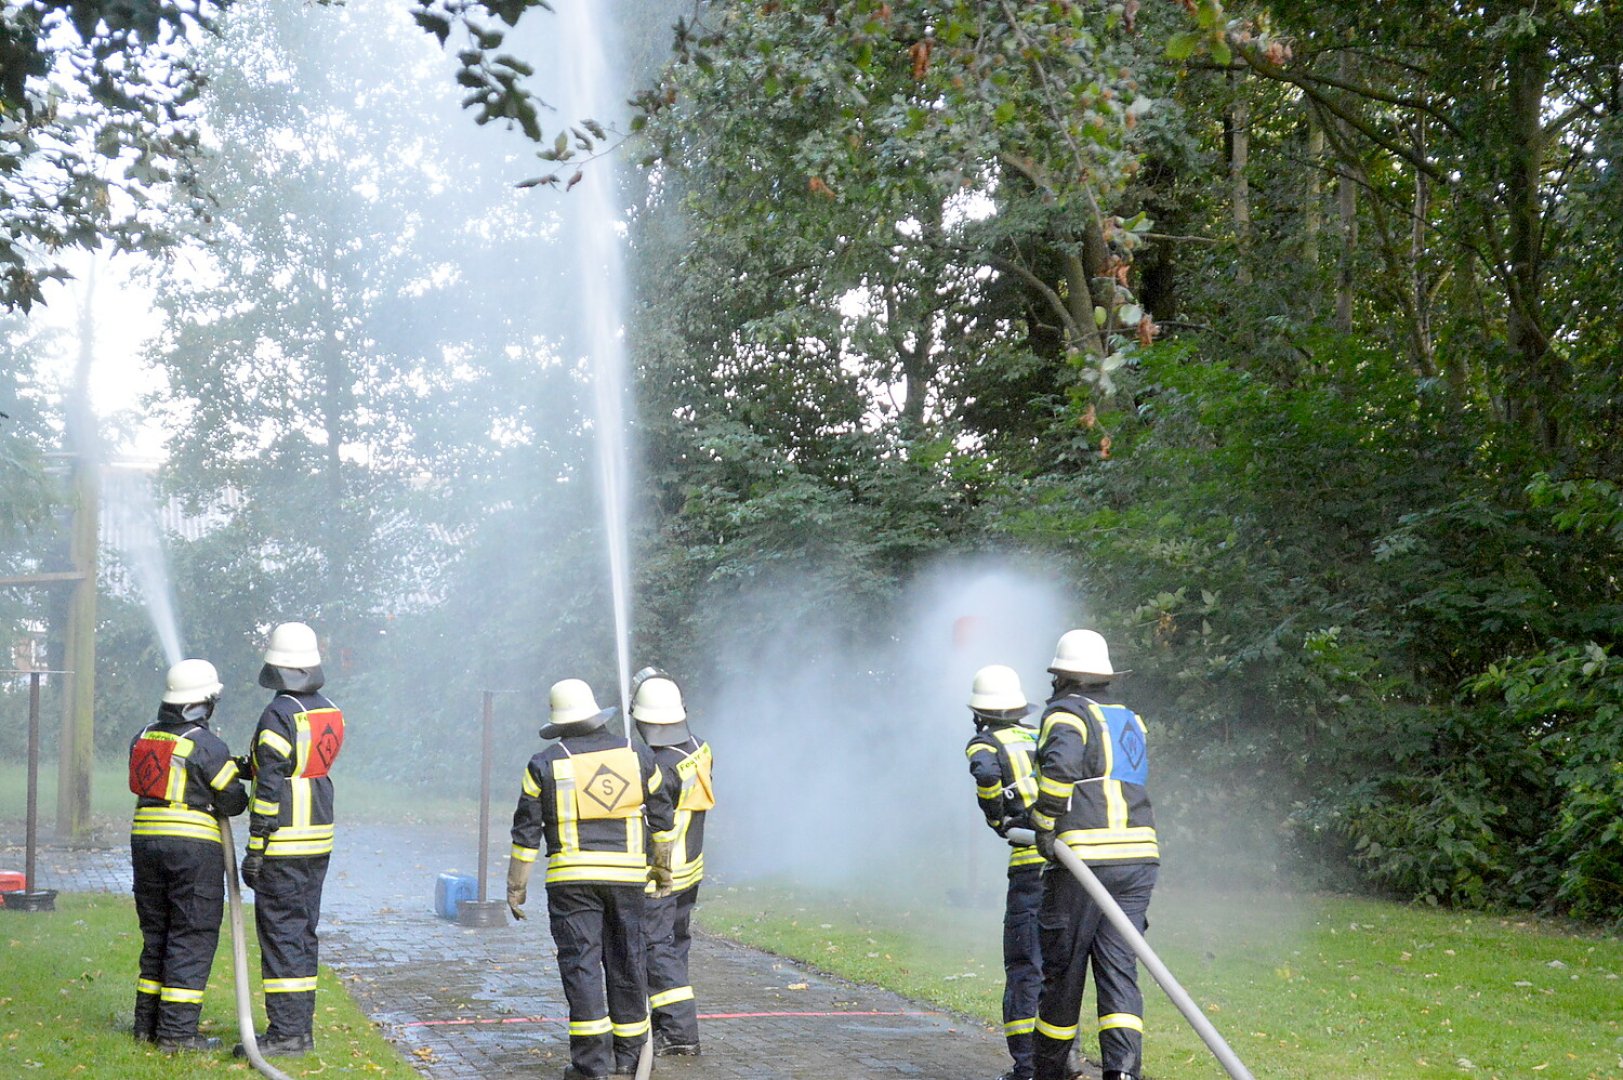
5, 823, 1056, 1080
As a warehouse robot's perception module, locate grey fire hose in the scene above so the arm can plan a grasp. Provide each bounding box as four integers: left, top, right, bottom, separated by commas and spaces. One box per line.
219, 816, 296, 1080
635, 1030, 653, 1080
1006, 828, 1255, 1080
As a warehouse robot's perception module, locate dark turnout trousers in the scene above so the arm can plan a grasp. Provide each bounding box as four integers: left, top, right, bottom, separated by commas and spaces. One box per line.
1033, 862, 1157, 1080
255, 854, 329, 1040
132, 837, 227, 1042
549, 881, 651, 1077
1003, 865, 1044, 1078
645, 884, 700, 1046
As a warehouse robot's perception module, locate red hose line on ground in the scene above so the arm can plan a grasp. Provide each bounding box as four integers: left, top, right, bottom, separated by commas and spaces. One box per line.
401, 1009, 938, 1029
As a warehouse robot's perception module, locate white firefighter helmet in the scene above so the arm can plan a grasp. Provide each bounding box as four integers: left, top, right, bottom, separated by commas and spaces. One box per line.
548, 678, 604, 727
1048, 628, 1119, 678
631, 676, 687, 725
264, 622, 321, 668
162, 658, 224, 705
968, 664, 1029, 713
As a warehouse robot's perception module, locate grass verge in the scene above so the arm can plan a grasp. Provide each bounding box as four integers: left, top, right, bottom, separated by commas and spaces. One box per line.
696, 879, 1623, 1080
0, 892, 419, 1078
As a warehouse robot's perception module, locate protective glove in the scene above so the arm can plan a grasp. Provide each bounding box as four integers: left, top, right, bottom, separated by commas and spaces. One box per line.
506, 857, 534, 921
1034, 829, 1058, 863
240, 851, 264, 891
648, 840, 675, 899
233, 754, 253, 776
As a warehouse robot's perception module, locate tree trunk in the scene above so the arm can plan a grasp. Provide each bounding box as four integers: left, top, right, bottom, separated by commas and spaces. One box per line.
1501, 35, 1560, 455
1226, 72, 1251, 285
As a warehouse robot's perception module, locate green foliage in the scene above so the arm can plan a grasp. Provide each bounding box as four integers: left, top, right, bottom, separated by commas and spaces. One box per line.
0, 0, 221, 310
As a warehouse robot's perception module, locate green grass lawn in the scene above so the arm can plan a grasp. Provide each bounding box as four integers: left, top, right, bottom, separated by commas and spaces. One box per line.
697, 879, 1623, 1080
0, 893, 419, 1079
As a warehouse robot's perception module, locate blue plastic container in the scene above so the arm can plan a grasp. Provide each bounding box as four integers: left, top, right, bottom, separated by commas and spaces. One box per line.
434, 871, 477, 920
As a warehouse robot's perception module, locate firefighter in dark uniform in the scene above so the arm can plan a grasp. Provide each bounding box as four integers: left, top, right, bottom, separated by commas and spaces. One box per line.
963, 664, 1044, 1080
129, 658, 249, 1052
629, 668, 713, 1058
1029, 629, 1158, 1080
236, 621, 345, 1059
507, 679, 676, 1080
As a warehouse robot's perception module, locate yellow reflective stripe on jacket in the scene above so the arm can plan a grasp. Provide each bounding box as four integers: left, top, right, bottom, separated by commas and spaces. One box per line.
208, 758, 239, 790
1037, 773, 1074, 800
1088, 703, 1129, 832
263, 822, 335, 857
1039, 711, 1088, 743
1008, 846, 1045, 869
991, 727, 1038, 807
252, 798, 278, 816
546, 847, 647, 885
521, 765, 543, 799
1057, 831, 1160, 862
132, 806, 222, 843
258, 729, 293, 758
511, 844, 539, 863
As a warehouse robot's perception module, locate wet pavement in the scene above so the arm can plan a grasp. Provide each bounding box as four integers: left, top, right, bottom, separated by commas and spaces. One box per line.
4, 823, 1043, 1079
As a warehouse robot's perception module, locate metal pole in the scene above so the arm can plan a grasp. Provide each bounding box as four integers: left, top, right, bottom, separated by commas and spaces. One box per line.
25, 672, 41, 892
477, 690, 493, 903
1007, 828, 1255, 1080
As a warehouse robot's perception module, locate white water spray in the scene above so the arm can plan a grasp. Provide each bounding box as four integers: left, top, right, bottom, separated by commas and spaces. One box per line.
103, 467, 185, 666
558, 2, 634, 722
69, 258, 185, 666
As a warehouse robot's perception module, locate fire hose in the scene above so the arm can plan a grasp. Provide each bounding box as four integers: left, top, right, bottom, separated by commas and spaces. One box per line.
1005, 828, 1255, 1080
218, 816, 296, 1080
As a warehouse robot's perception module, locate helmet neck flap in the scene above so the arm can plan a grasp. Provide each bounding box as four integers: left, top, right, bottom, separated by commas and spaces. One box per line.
259, 663, 326, 693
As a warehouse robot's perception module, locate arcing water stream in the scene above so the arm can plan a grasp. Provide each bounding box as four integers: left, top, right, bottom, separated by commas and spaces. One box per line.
559, 2, 635, 725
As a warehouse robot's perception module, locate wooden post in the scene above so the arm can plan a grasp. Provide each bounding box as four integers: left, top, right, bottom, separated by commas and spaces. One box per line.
57, 456, 98, 844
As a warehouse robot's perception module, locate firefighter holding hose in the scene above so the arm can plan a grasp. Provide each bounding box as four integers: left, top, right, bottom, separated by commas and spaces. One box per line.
963, 664, 1045, 1080
507, 679, 676, 1080
128, 658, 249, 1052
236, 621, 345, 1059
1030, 630, 1158, 1080
630, 668, 713, 1057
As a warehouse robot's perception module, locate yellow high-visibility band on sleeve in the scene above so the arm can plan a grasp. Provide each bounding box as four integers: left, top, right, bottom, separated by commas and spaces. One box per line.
258, 730, 293, 758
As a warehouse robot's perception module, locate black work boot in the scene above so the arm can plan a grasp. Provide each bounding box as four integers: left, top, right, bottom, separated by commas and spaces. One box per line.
1101, 1072, 1140, 1080
233, 1032, 315, 1058
996, 1071, 1035, 1080
132, 994, 159, 1043
653, 1030, 701, 1057
560, 1066, 612, 1080
157, 1034, 222, 1053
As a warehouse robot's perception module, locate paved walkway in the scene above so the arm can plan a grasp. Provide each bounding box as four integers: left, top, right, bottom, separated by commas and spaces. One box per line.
4, 824, 1077, 1080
